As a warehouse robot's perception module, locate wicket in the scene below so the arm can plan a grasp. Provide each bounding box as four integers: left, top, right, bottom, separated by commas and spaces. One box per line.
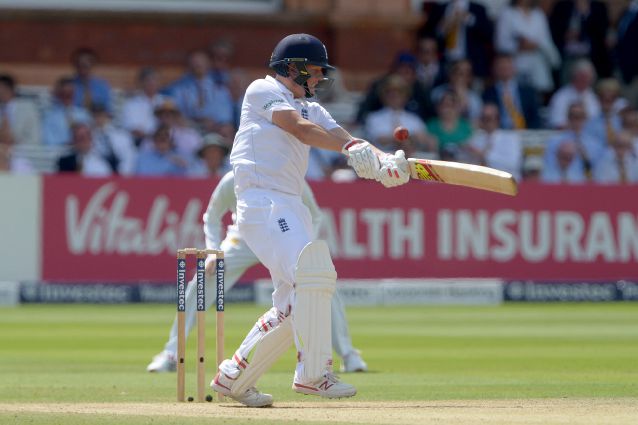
176, 248, 225, 403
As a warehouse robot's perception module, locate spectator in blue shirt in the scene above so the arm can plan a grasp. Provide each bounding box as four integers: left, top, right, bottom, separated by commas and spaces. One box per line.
541, 139, 587, 183
135, 124, 188, 177
543, 102, 602, 179
42, 77, 92, 146
164, 50, 235, 138
71, 47, 112, 112
582, 78, 626, 149
592, 130, 638, 184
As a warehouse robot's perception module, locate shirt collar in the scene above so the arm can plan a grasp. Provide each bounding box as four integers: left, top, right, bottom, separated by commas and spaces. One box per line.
266, 75, 294, 98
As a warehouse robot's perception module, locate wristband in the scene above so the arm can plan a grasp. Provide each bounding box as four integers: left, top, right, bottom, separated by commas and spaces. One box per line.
341, 139, 362, 156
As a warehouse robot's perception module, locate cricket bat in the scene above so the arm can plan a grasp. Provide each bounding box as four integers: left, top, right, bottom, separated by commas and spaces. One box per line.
407, 158, 518, 196
391, 126, 518, 196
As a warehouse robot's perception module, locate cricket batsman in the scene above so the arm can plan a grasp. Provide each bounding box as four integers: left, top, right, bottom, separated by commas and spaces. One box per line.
209, 33, 409, 407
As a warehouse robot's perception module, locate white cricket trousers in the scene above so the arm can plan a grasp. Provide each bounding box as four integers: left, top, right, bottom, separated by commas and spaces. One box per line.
235, 187, 315, 314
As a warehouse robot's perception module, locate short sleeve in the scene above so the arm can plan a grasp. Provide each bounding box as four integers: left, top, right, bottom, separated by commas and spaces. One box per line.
245, 80, 296, 122
308, 102, 340, 131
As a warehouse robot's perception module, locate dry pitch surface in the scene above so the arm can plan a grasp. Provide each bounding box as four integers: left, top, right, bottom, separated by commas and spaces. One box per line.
2, 399, 637, 425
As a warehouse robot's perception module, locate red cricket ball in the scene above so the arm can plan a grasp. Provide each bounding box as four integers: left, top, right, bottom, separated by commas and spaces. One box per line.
393, 126, 409, 141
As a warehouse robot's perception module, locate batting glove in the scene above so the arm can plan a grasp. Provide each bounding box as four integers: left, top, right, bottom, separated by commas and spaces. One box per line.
342, 139, 380, 180
378, 150, 410, 188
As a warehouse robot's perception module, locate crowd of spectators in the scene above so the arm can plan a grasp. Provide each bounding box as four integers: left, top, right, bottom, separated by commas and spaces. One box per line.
0, 44, 235, 178
351, 0, 638, 184
1, 0, 638, 185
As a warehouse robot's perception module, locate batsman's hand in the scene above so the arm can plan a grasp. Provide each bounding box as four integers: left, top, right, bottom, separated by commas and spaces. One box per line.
378, 150, 410, 188
343, 139, 380, 180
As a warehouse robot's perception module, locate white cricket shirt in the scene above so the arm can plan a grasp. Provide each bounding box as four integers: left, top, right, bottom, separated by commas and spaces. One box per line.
230, 75, 339, 196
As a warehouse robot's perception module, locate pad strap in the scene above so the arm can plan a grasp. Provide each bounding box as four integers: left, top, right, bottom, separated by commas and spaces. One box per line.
231, 317, 293, 395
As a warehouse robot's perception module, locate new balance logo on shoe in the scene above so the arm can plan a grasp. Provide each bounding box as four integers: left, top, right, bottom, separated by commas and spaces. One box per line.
318, 380, 334, 391
292, 373, 356, 399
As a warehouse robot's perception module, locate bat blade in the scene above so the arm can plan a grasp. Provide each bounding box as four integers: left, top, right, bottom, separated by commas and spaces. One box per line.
408, 158, 518, 196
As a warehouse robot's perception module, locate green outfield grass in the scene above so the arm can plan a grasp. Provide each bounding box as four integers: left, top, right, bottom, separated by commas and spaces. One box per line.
0, 303, 637, 424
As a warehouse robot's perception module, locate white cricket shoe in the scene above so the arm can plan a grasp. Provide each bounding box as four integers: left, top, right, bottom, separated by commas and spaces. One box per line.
341, 350, 368, 373
292, 372, 357, 398
211, 371, 273, 407
146, 351, 176, 373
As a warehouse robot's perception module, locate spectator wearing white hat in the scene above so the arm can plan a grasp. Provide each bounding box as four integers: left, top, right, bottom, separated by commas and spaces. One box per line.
521, 155, 543, 182
140, 99, 203, 161
189, 132, 230, 178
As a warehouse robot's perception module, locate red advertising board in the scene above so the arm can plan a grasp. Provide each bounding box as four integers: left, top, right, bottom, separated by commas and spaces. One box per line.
42, 176, 213, 282
42, 176, 638, 282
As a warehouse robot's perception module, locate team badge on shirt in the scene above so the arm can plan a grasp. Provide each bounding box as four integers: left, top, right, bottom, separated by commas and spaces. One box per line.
278, 218, 290, 232
301, 108, 308, 119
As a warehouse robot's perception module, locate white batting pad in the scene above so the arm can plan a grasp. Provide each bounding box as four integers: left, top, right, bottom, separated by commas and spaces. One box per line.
293, 240, 337, 382
231, 316, 293, 396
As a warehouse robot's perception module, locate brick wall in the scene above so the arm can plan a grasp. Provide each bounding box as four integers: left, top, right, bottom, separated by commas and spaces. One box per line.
0, 0, 627, 92
0, 1, 419, 91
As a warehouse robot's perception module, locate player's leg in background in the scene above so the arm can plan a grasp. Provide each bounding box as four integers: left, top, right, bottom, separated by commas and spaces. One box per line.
146, 239, 258, 373
331, 290, 368, 372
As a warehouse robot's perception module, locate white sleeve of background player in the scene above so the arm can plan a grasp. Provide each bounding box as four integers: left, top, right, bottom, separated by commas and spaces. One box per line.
247, 79, 296, 122
300, 180, 324, 237
203, 171, 237, 250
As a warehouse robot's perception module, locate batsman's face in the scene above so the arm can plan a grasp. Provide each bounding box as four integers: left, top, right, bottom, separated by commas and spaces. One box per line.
305, 65, 325, 83
288, 64, 324, 97
304, 65, 325, 95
